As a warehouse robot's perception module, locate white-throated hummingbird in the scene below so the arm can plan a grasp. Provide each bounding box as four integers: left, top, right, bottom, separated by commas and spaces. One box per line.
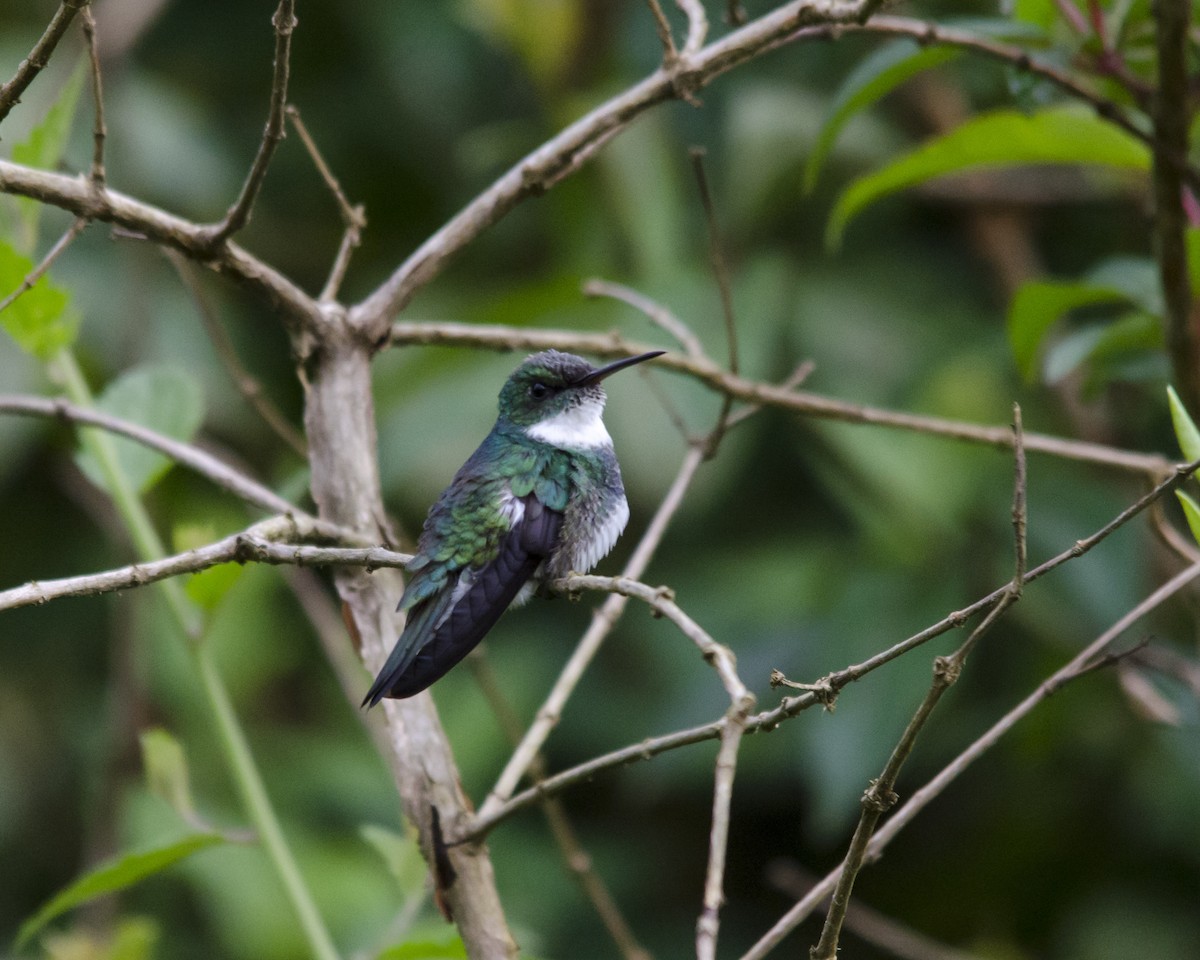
363, 348, 664, 706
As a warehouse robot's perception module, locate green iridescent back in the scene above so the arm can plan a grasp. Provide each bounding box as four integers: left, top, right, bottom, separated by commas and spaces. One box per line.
400, 426, 574, 612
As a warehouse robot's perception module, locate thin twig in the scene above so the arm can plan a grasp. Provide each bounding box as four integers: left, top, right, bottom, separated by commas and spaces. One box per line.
0, 517, 378, 613
1010, 404, 1028, 587
349, 0, 898, 338
538, 574, 753, 960
468, 653, 654, 960
689, 146, 739, 458
198, 0, 296, 250
645, 0, 678, 62
477, 444, 708, 822
165, 250, 308, 456
463, 457, 1200, 839
0, 393, 300, 514
80, 4, 106, 185
723, 359, 814, 429
675, 0, 709, 54
742, 561, 1200, 960
0, 216, 88, 314
0, 0, 86, 125
809, 407, 1026, 960
1150, 495, 1200, 564
785, 16, 1200, 195
582, 279, 703, 358
767, 862, 988, 960
0, 159, 323, 332
388, 321, 1175, 477
286, 104, 367, 303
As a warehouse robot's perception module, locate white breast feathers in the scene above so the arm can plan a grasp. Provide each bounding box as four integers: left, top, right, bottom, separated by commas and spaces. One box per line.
526, 403, 613, 450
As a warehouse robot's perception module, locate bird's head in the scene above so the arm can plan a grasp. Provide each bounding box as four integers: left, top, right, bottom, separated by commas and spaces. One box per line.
496, 349, 664, 434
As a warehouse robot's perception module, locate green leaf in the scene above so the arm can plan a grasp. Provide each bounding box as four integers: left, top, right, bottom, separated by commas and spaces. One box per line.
1177, 491, 1200, 545
1007, 280, 1128, 380
1085, 256, 1162, 316
1168, 385, 1200, 463
11, 61, 86, 253
805, 40, 961, 193
43, 916, 159, 960
0, 239, 79, 359
1081, 309, 1163, 364
140, 728, 198, 822
827, 107, 1151, 247
76, 365, 205, 495
16, 833, 224, 948
174, 523, 244, 610
1012, 0, 1060, 30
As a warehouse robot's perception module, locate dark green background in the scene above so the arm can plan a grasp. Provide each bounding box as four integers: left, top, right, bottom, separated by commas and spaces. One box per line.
2, 1, 1198, 958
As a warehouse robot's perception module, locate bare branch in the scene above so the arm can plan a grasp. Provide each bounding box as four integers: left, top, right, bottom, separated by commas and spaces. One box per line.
723, 359, 814, 429
80, 3, 106, 185
468, 653, 654, 960
502, 571, 754, 960
350, 0, 891, 338
809, 411, 1027, 960
286, 104, 367, 303
0, 0, 86, 125
0, 393, 300, 514
743, 561, 1200, 960
1010, 404, 1028, 589
465, 458, 1200, 838
0, 216, 88, 314
689, 145, 739, 457
0, 515, 374, 613
478, 445, 708, 821
582, 279, 704, 358
787, 16, 1200, 194
676, 0, 709, 54
645, 0, 678, 62
197, 0, 297, 250
166, 250, 308, 456
768, 862, 988, 960
388, 321, 1175, 477
304, 339, 516, 951
0, 159, 323, 332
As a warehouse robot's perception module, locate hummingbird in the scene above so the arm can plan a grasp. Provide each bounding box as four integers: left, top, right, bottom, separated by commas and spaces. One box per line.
363, 348, 665, 707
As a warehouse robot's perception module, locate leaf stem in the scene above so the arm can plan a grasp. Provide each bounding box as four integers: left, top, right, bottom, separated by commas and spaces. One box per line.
196, 643, 341, 960
49, 349, 340, 960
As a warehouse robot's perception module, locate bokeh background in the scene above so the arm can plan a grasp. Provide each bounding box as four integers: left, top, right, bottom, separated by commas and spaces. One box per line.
2, 1, 1198, 958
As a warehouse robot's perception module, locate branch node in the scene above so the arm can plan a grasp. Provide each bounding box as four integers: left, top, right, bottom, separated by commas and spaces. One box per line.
933, 654, 961, 686
861, 778, 898, 814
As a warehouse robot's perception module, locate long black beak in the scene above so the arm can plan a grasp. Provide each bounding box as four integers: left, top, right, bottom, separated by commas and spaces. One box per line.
573, 350, 665, 387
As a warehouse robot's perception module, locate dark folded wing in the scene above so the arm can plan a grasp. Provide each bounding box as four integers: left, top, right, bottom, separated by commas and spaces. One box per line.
362, 496, 563, 705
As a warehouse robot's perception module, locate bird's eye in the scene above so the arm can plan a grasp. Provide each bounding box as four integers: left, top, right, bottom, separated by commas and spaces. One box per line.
529, 382, 550, 400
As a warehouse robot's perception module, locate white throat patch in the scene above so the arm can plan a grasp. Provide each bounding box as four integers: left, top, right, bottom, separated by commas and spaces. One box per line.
526, 403, 612, 450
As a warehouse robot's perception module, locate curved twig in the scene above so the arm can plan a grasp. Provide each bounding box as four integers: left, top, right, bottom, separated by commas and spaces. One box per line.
0, 0, 86, 125
741, 560, 1200, 960
0, 393, 301, 514
461, 458, 1200, 839
196, 0, 296, 250
350, 0, 888, 337
388, 321, 1175, 477
0, 518, 380, 614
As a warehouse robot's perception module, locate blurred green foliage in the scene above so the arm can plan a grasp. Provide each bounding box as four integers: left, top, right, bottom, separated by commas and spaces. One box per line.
2, 1, 1199, 959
